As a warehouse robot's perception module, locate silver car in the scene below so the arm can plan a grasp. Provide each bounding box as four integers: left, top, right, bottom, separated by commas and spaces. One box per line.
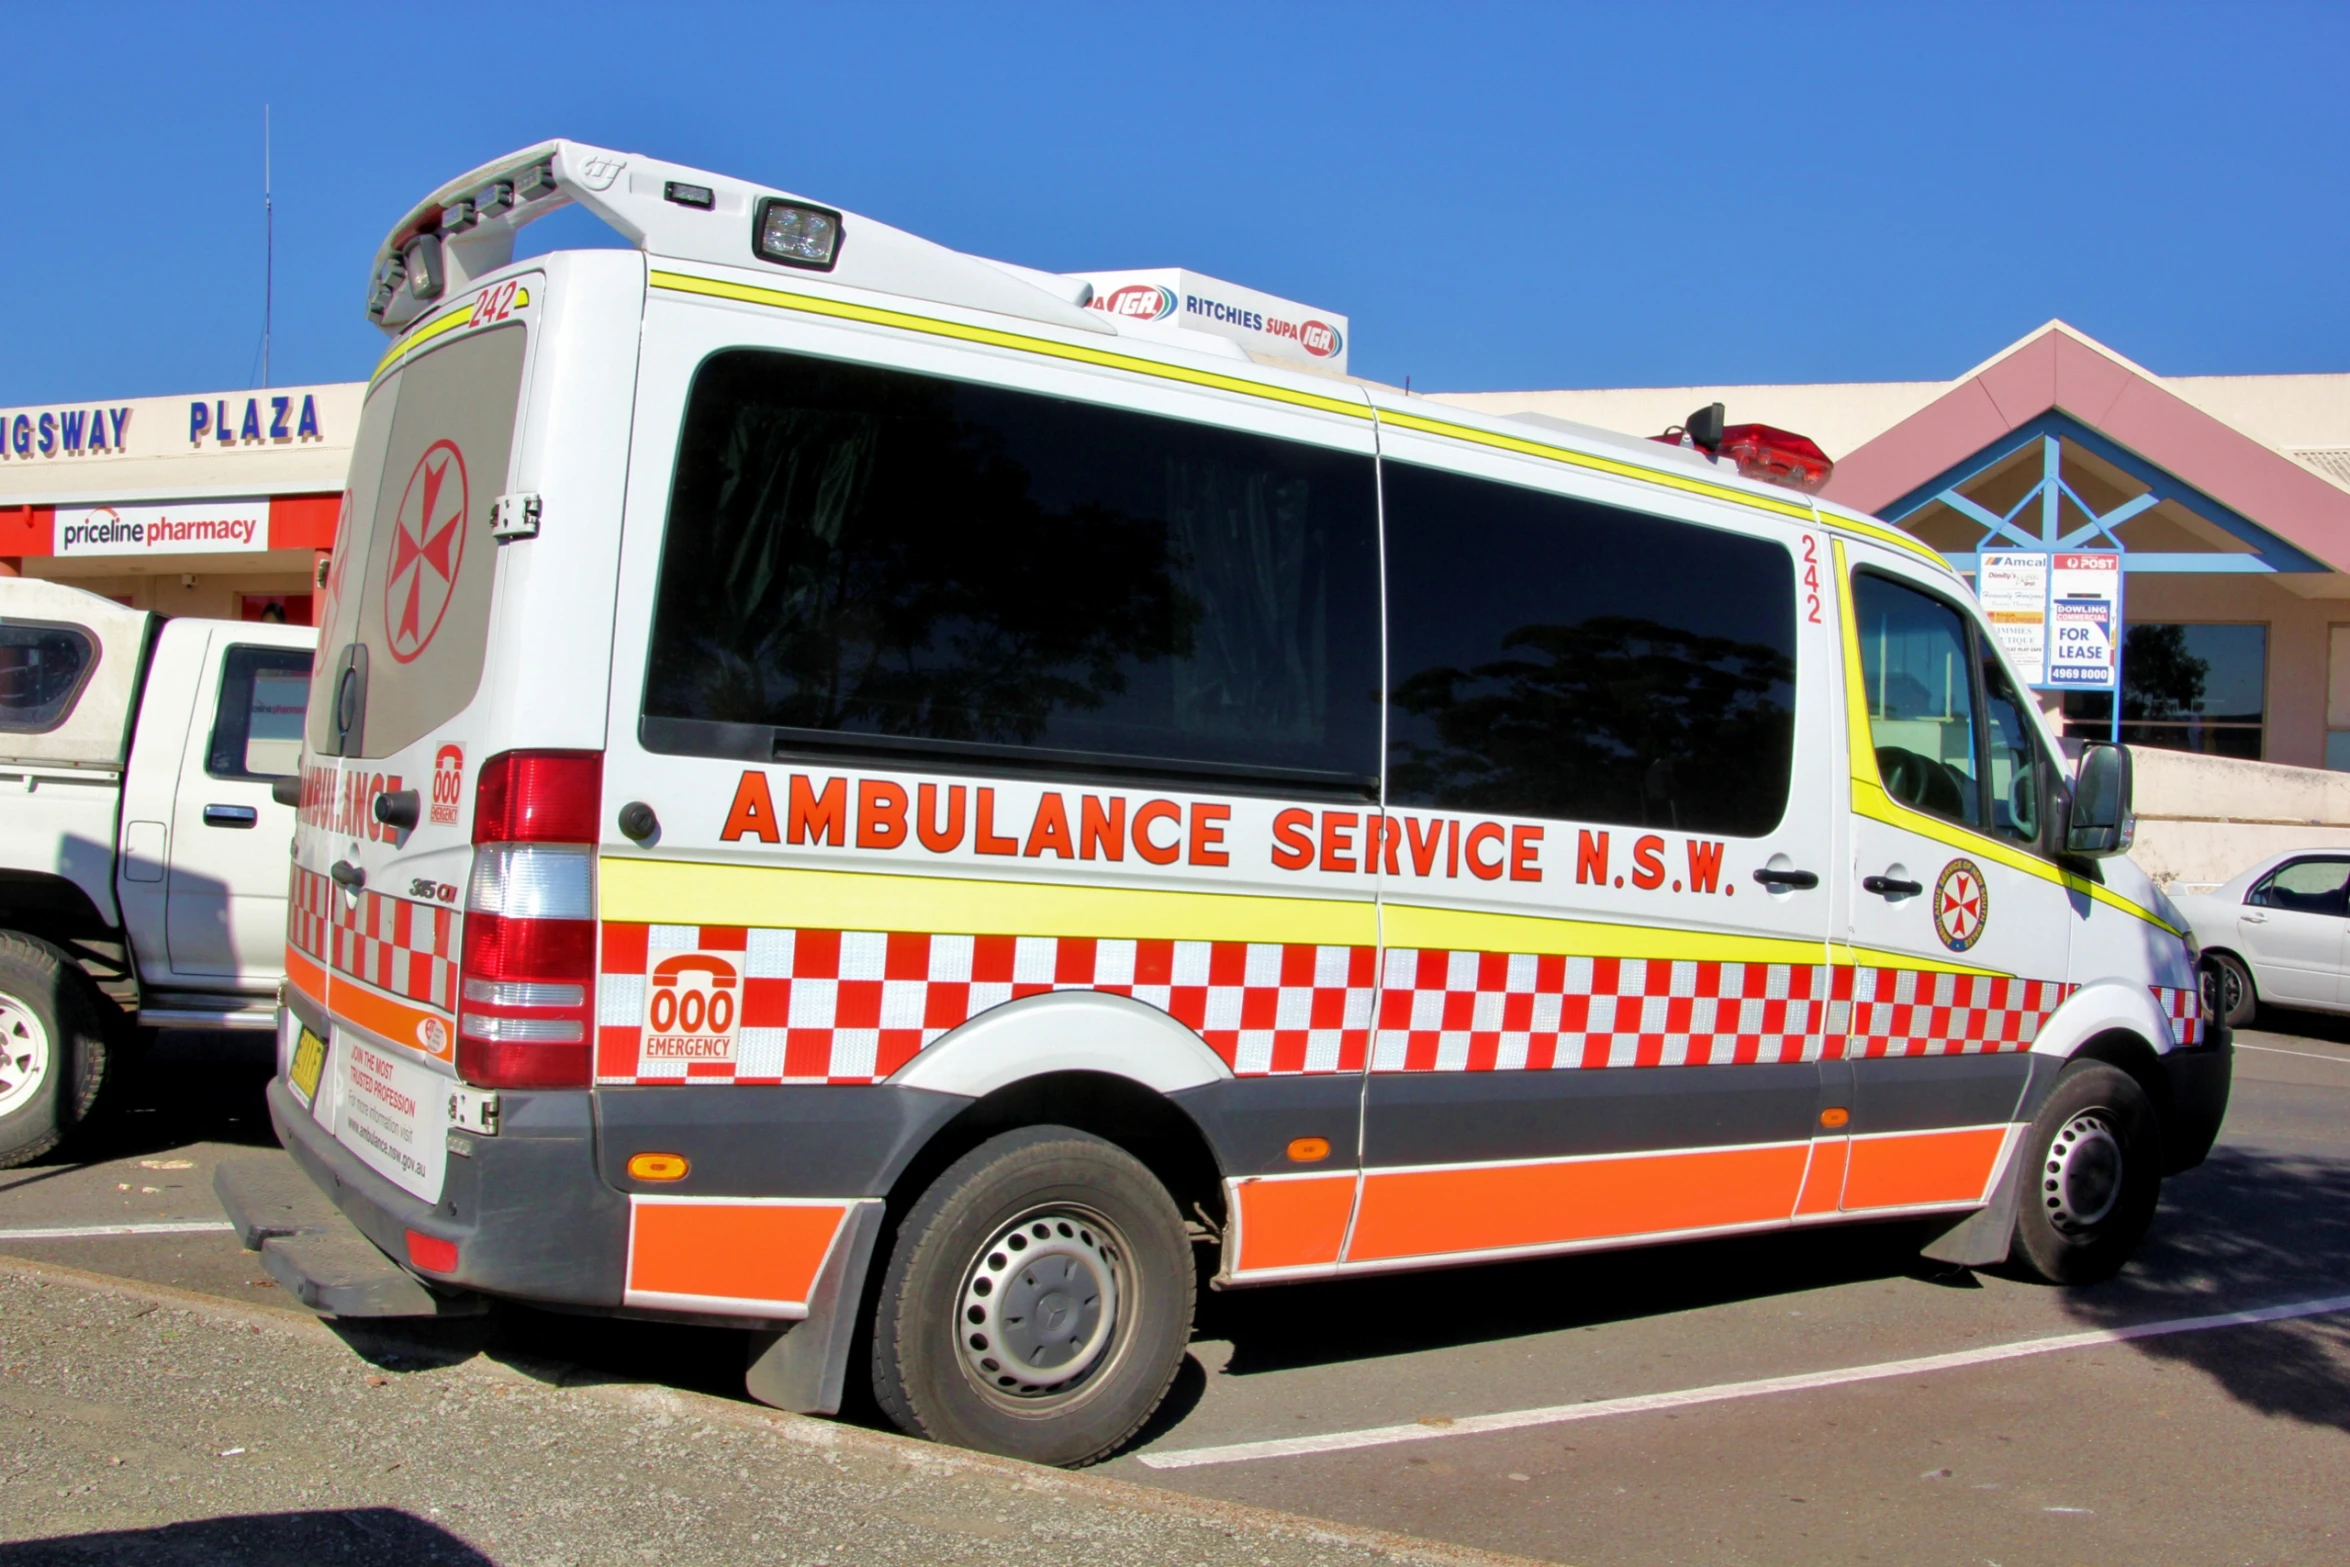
2174, 850, 2350, 1027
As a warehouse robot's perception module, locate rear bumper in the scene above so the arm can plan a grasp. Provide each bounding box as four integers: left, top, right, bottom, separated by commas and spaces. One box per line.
267, 1074, 629, 1308
2160, 1028, 2232, 1174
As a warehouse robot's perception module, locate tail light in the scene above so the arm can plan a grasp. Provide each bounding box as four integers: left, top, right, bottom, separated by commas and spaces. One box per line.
458, 750, 601, 1089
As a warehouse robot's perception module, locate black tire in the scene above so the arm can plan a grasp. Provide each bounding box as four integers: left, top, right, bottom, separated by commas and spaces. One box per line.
870, 1126, 1193, 1467
0, 931, 111, 1169
2205, 952, 2257, 1030
2009, 1061, 2162, 1286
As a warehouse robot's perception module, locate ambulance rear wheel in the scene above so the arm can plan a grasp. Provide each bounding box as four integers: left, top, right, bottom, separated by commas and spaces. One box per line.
871, 1125, 1192, 1467
0, 932, 109, 1170
2009, 1061, 2161, 1286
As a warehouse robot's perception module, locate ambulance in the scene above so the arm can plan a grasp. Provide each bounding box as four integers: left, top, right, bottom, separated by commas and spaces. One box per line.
267, 139, 2230, 1467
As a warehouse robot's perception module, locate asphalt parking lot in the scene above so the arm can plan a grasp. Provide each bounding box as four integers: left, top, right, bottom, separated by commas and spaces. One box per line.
5, 1023, 2347, 1566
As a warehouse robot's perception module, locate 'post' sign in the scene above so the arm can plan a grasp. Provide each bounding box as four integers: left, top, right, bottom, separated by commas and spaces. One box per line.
2044, 553, 2122, 690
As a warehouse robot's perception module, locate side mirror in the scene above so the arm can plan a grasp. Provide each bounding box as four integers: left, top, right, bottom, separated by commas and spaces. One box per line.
2066, 741, 2135, 857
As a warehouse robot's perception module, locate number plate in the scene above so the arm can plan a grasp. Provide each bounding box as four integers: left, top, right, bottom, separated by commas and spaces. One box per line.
289, 1025, 328, 1103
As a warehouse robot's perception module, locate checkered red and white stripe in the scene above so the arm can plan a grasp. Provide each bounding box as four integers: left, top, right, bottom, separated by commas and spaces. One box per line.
1835, 968, 2070, 1059
289, 864, 459, 1013
2153, 983, 2206, 1047
596, 924, 1377, 1086
1371, 951, 1830, 1071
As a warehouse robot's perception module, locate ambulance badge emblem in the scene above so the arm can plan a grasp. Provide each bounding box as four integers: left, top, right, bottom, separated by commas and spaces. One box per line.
1933, 858, 1988, 952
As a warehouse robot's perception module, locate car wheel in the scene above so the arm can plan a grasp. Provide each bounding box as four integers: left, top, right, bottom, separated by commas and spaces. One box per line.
2204, 952, 2257, 1030
870, 1125, 1193, 1467
0, 932, 110, 1169
2009, 1061, 2161, 1286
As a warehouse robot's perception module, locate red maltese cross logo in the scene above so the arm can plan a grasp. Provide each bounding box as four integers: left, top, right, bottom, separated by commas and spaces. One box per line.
1933, 858, 1988, 952
383, 440, 468, 663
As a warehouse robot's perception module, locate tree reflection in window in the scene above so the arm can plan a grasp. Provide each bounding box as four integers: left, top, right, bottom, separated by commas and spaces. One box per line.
1382, 462, 1798, 838
643, 350, 1382, 783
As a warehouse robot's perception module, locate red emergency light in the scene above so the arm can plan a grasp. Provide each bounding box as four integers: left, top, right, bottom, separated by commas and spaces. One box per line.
1650, 404, 1835, 494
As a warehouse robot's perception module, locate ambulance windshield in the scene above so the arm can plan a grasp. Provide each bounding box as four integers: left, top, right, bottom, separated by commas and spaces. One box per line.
308, 323, 527, 759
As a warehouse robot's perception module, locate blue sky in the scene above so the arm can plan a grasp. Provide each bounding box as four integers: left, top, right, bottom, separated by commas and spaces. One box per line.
3, 2, 2343, 407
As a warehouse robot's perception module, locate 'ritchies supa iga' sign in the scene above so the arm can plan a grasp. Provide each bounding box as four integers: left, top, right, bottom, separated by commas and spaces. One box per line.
0, 384, 345, 463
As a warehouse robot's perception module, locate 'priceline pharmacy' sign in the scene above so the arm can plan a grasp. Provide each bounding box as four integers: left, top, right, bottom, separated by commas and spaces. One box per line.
1069, 269, 1349, 375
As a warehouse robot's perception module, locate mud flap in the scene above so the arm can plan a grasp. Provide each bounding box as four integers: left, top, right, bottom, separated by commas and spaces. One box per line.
1917, 1141, 2025, 1269
743, 1200, 884, 1415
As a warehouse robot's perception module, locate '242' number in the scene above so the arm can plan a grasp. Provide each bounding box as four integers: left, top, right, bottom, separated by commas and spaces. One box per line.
1800, 535, 1824, 624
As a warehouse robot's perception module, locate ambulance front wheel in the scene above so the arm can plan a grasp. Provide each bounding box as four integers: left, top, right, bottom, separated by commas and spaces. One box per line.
870, 1125, 1194, 1467
0, 931, 110, 1170
2009, 1061, 2162, 1286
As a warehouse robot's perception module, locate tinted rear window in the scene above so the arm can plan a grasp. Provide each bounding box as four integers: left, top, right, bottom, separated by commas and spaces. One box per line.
642, 349, 1383, 793
1382, 462, 1797, 836
0, 621, 97, 733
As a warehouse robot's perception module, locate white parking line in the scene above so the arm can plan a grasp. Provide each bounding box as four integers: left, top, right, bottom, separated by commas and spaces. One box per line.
2236, 1042, 2350, 1065
0, 1221, 237, 1242
1138, 1291, 2350, 1469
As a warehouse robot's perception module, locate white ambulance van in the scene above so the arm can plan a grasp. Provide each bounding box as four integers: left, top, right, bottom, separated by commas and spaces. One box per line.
260, 139, 2228, 1466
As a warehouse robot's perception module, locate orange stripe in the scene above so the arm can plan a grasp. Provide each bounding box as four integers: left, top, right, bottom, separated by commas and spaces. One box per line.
626, 1200, 847, 1308
327, 971, 454, 1062
1794, 1138, 1849, 1215
1841, 1127, 2008, 1210
1231, 1174, 1357, 1272
285, 944, 328, 1010
1346, 1143, 1810, 1264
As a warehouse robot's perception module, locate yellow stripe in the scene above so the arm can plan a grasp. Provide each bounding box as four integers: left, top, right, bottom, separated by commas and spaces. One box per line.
1373, 407, 1818, 522
371, 286, 533, 382
1820, 507, 1953, 571
649, 269, 1372, 422
1830, 540, 2178, 935
1381, 902, 1825, 966
1833, 942, 2005, 980
600, 858, 1376, 946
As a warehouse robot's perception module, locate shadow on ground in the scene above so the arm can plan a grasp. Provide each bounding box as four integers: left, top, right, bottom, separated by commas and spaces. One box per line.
0, 1509, 492, 1565
2054, 1142, 2350, 1434
0, 1031, 277, 1198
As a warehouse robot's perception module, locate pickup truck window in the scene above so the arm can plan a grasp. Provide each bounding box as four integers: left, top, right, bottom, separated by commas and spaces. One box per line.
0, 620, 98, 733
207, 645, 313, 780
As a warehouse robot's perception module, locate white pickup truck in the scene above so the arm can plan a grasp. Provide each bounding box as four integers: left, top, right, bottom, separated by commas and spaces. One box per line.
1, 578, 314, 1166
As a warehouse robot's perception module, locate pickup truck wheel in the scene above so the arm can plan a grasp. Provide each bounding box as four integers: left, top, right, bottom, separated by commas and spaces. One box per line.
2008, 1061, 2161, 1286
870, 1126, 1192, 1467
0, 933, 110, 1169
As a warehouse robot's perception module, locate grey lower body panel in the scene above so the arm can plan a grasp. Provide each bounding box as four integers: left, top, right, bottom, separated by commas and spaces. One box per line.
1359, 1060, 1824, 1169
593, 1083, 969, 1198
1848, 1053, 2033, 1136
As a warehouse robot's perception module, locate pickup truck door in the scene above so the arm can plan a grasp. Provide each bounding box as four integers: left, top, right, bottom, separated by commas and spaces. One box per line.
164, 628, 315, 980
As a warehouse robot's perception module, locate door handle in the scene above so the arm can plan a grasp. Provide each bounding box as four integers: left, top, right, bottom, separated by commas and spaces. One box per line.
1863, 875, 1924, 899
202, 804, 260, 829
329, 859, 366, 892
2242, 911, 2268, 924
1752, 867, 1820, 891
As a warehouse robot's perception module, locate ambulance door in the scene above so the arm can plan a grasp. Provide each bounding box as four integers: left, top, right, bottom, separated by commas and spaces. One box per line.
1832, 541, 2068, 1218
1346, 418, 1839, 1274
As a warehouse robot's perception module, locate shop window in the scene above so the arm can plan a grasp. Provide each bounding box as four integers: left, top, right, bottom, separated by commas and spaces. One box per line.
2061, 623, 2265, 759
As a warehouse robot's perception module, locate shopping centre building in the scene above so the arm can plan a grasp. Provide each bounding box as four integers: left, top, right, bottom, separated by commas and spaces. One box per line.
0, 383, 360, 624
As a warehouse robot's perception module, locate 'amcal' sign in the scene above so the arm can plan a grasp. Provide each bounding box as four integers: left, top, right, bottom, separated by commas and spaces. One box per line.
1068, 268, 1349, 375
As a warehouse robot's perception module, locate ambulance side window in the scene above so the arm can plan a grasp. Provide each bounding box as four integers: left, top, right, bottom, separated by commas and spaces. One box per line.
1980, 652, 2045, 847
1380, 462, 1797, 837
642, 349, 1383, 793
1852, 572, 1983, 831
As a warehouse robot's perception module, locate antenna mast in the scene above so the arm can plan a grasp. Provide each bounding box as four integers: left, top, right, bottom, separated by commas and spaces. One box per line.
262, 104, 273, 389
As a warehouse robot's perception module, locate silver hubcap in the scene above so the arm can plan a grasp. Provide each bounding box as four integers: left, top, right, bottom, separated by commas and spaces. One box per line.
0, 991, 52, 1120
2044, 1110, 2124, 1232
957, 1207, 1124, 1402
